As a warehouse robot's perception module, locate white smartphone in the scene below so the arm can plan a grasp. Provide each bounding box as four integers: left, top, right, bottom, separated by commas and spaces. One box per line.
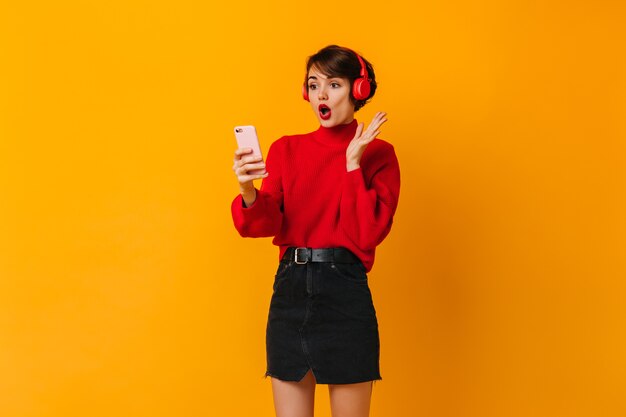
234, 125, 266, 175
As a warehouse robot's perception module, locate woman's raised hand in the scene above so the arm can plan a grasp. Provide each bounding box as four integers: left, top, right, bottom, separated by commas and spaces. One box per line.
233, 148, 268, 205
346, 111, 387, 172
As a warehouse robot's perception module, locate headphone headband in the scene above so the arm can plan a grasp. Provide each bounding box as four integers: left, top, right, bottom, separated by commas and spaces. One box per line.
349, 49, 369, 81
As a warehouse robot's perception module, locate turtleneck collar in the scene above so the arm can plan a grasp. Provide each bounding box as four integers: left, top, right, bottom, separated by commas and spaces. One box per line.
312, 119, 358, 147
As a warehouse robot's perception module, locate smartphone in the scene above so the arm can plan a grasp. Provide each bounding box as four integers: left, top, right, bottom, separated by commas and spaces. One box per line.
234, 125, 266, 175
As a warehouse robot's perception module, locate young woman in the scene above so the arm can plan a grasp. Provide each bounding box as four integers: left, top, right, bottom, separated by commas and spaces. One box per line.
231, 44, 401, 417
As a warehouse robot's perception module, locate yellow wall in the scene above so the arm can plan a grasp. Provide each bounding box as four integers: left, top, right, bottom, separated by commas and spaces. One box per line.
1, 1, 625, 416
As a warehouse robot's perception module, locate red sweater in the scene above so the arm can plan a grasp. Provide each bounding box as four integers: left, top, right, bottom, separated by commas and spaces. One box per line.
231, 118, 401, 272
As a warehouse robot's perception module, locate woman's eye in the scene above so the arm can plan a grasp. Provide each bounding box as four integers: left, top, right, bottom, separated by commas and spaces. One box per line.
331, 83, 340, 88
309, 85, 317, 90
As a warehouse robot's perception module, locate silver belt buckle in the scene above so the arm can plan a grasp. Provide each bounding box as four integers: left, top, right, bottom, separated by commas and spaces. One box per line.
294, 247, 308, 264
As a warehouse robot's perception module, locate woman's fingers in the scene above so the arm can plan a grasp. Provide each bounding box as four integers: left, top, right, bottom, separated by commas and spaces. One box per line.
233, 147, 254, 162
233, 148, 268, 188
346, 113, 387, 167
353, 112, 388, 142
239, 172, 269, 183
367, 129, 380, 140
239, 155, 263, 166
361, 124, 382, 142
360, 112, 387, 141
235, 147, 253, 156
370, 112, 387, 130
233, 147, 266, 182
235, 162, 266, 176
367, 111, 384, 126
353, 122, 364, 140
234, 154, 264, 169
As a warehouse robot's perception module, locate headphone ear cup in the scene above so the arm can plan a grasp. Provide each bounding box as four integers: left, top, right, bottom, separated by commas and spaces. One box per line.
352, 77, 371, 101
302, 84, 309, 101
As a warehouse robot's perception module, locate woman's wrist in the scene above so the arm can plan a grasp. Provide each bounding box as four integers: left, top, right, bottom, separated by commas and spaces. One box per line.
346, 162, 360, 172
241, 187, 257, 207
240, 184, 254, 193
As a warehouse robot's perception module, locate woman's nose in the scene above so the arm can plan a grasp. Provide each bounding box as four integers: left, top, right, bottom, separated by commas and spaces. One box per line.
317, 86, 328, 100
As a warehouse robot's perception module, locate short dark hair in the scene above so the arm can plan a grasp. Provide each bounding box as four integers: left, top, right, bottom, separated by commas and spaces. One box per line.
304, 45, 377, 112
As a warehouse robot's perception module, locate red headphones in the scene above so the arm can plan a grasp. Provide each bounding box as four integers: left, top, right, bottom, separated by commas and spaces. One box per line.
302, 48, 371, 102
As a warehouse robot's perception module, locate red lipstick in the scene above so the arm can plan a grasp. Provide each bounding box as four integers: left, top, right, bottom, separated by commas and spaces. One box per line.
318, 104, 331, 120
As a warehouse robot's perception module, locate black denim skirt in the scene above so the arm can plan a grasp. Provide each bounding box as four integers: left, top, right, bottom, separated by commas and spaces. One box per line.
264, 255, 382, 385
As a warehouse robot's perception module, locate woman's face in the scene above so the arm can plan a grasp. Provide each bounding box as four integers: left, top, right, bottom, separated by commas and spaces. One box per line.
307, 66, 355, 127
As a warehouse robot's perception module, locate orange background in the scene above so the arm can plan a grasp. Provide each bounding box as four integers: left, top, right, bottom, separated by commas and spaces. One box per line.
1, 1, 625, 416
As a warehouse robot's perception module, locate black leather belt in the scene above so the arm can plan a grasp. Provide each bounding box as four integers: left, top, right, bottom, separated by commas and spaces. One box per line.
282, 247, 360, 265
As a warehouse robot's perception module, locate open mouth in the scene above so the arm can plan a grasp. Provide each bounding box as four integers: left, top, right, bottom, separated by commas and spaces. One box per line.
318, 104, 332, 120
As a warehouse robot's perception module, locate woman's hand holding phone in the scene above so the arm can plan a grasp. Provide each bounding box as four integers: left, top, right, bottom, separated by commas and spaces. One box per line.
233, 125, 268, 207
232, 148, 268, 207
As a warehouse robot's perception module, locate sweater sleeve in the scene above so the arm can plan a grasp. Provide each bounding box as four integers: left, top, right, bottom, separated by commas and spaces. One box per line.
231, 139, 284, 237
339, 143, 401, 250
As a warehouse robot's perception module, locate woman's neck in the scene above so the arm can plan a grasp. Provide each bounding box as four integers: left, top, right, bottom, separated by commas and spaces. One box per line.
313, 119, 358, 147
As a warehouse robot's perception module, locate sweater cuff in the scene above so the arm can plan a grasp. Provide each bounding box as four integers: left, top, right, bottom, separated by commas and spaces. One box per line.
234, 188, 264, 213
345, 166, 366, 189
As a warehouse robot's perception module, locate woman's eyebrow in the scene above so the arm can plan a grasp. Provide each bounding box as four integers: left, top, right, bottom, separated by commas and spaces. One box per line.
307, 76, 342, 81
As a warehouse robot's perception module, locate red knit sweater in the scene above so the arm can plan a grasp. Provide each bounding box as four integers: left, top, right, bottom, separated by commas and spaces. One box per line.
231, 118, 401, 272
